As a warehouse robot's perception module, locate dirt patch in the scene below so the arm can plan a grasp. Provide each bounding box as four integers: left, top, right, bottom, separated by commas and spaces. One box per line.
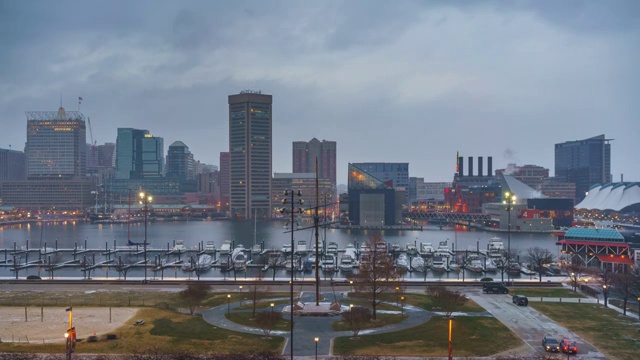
0, 307, 139, 343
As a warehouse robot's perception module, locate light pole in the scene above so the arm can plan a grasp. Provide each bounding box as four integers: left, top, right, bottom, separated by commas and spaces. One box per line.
602, 285, 609, 308
400, 296, 405, 315
270, 302, 275, 313
637, 297, 640, 320
571, 272, 576, 292
448, 316, 454, 360
139, 191, 152, 283
314, 337, 319, 360
281, 189, 303, 360
503, 192, 516, 284
349, 280, 354, 293
64, 306, 75, 360
227, 294, 231, 315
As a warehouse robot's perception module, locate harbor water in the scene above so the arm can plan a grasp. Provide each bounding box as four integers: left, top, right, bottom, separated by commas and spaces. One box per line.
0, 219, 562, 280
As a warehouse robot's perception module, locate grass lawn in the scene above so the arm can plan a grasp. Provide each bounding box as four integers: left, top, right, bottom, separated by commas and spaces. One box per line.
227, 311, 291, 332
333, 315, 520, 357
530, 302, 640, 360
0, 307, 284, 355
0, 290, 181, 307
332, 313, 408, 331
405, 292, 486, 312
508, 287, 586, 298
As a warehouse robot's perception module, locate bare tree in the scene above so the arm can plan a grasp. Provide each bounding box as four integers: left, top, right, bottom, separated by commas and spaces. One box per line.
179, 284, 210, 315
612, 270, 640, 315
526, 247, 555, 283
598, 266, 614, 308
250, 268, 266, 318
341, 305, 372, 338
563, 257, 585, 292
347, 234, 401, 320
255, 309, 282, 337
426, 286, 468, 318
494, 256, 508, 283
114, 255, 135, 280
44, 253, 63, 280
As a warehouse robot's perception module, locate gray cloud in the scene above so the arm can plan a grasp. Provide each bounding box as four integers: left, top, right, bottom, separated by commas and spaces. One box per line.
1, 0, 639, 184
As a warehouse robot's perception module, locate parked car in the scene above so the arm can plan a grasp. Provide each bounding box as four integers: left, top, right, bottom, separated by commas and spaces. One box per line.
542, 335, 560, 352
482, 282, 509, 294
512, 294, 528, 306
560, 339, 578, 354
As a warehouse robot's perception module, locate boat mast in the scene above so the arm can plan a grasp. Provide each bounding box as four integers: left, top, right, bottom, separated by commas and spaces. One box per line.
127, 189, 131, 243
314, 157, 320, 305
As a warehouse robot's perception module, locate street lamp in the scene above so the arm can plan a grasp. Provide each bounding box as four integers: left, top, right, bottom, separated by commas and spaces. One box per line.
602, 285, 609, 308
400, 296, 405, 315
637, 297, 640, 320
65, 306, 75, 360
349, 280, 354, 293
571, 272, 576, 292
281, 189, 303, 360
270, 302, 275, 312
139, 191, 152, 283
314, 337, 319, 360
448, 316, 455, 360
503, 192, 516, 284
227, 294, 231, 315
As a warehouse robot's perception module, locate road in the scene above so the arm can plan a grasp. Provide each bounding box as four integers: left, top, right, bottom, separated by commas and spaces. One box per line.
467, 288, 607, 359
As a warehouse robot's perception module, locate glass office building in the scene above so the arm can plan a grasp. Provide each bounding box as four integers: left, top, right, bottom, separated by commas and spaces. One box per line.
228, 91, 272, 219
555, 134, 612, 203
115, 128, 164, 180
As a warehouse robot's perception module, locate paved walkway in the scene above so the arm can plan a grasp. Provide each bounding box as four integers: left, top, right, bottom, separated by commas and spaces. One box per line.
200, 290, 441, 357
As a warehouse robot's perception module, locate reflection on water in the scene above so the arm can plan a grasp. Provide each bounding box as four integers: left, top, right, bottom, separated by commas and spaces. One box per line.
0, 220, 560, 280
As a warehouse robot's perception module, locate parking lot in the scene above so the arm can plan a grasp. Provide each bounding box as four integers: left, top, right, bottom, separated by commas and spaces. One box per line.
466, 288, 607, 359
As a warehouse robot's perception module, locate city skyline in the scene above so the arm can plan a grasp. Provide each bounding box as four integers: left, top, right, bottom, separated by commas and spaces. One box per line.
1, 1, 639, 185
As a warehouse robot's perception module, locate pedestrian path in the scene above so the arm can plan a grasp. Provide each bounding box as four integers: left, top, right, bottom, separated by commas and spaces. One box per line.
199, 290, 436, 357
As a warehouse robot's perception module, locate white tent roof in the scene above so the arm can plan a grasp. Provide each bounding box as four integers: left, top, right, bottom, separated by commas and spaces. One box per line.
575, 183, 640, 211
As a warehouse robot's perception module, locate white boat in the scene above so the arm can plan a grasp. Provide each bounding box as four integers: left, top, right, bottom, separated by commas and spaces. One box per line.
326, 241, 339, 255
390, 243, 401, 253
231, 245, 246, 271
375, 242, 388, 254
487, 237, 505, 258
435, 241, 453, 257
173, 240, 186, 251
406, 243, 418, 256
281, 243, 292, 254
466, 255, 484, 273
204, 241, 216, 254
447, 258, 459, 272
419, 242, 434, 257
431, 255, 449, 272
311, 242, 324, 255
396, 253, 410, 271
181, 258, 194, 271
359, 242, 371, 254
321, 254, 336, 272
251, 244, 262, 255
411, 256, 426, 272
295, 240, 308, 255
195, 254, 213, 271
339, 254, 354, 272
484, 257, 498, 272
220, 240, 232, 255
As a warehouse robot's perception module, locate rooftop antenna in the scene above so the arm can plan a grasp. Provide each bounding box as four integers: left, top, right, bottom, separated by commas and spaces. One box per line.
78, 96, 83, 112
60, 92, 63, 108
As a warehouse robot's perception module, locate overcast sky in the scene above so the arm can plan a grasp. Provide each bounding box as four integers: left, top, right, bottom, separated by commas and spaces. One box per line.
1, 0, 639, 185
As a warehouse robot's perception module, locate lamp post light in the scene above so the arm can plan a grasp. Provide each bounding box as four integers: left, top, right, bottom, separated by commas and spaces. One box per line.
349, 280, 354, 293
139, 191, 152, 283
448, 316, 455, 360
503, 192, 516, 284
349, 303, 354, 331
227, 294, 231, 315
400, 296, 405, 315
314, 337, 319, 360
602, 285, 609, 308
571, 272, 576, 292
281, 189, 303, 360
637, 297, 640, 320
270, 302, 275, 312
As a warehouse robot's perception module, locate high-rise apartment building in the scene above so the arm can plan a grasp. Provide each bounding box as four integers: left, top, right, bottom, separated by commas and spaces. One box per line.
0, 148, 26, 181
115, 128, 164, 179
555, 134, 612, 202
167, 141, 195, 180
25, 107, 86, 180
292, 138, 337, 190
228, 91, 272, 219
219, 152, 230, 212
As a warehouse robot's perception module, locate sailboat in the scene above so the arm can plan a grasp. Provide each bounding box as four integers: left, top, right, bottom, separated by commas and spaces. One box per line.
251, 209, 262, 255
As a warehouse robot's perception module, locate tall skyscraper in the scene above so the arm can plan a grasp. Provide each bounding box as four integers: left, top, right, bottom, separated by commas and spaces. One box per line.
555, 134, 612, 202
292, 138, 337, 190
228, 91, 272, 219
0, 148, 26, 181
166, 141, 195, 180
25, 107, 86, 180
219, 152, 230, 212
115, 128, 164, 179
